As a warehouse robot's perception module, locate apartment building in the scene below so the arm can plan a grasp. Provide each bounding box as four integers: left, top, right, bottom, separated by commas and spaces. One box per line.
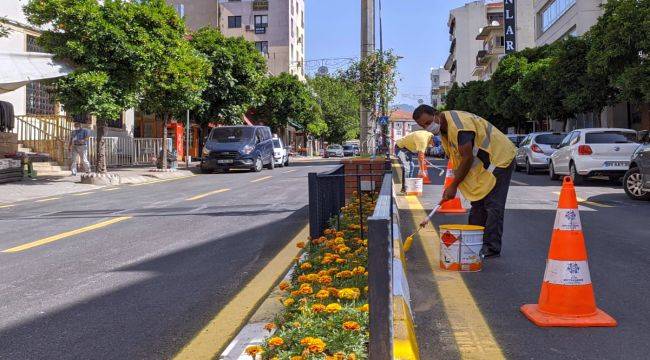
169, 0, 305, 80
430, 67, 451, 109
445, 1, 489, 85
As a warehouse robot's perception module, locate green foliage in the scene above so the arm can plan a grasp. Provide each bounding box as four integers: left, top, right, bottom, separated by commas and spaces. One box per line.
486, 54, 529, 129
308, 75, 360, 144
343, 50, 399, 118
445, 82, 461, 110
255, 73, 326, 136
0, 24, 10, 38
587, 0, 650, 104
453, 81, 491, 119
190, 28, 267, 126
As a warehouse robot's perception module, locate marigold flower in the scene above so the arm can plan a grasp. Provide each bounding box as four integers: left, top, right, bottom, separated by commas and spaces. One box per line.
298, 275, 308, 283
327, 268, 339, 275
335, 270, 353, 279
327, 287, 340, 297
300, 262, 312, 270
300, 337, 326, 353
358, 303, 369, 312
298, 283, 313, 295
318, 275, 332, 285
343, 321, 361, 331
334, 237, 345, 244
267, 336, 284, 347
264, 322, 276, 331
336, 231, 344, 237
306, 273, 319, 282
293, 321, 301, 328
278, 281, 290, 291
311, 303, 326, 313
296, 241, 306, 249
348, 353, 357, 360
325, 303, 342, 313
338, 288, 360, 300
291, 357, 303, 360
283, 298, 295, 307
335, 258, 348, 264
290, 290, 301, 297
352, 266, 366, 275
315, 289, 330, 299
337, 246, 351, 254
245, 345, 263, 356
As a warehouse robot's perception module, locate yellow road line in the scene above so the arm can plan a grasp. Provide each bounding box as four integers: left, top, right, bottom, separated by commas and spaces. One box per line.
2, 216, 132, 253
102, 188, 119, 192
130, 175, 194, 187
73, 192, 94, 196
174, 224, 308, 360
0, 204, 15, 209
34, 197, 60, 203
551, 191, 612, 208
250, 176, 272, 183
404, 195, 505, 360
283, 169, 297, 173
186, 188, 230, 201
510, 179, 528, 186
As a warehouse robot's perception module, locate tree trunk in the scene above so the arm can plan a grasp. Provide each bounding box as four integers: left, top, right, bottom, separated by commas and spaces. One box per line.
162, 113, 168, 170
96, 119, 107, 174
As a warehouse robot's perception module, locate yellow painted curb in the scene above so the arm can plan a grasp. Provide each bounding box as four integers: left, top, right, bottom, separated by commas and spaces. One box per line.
394, 295, 420, 360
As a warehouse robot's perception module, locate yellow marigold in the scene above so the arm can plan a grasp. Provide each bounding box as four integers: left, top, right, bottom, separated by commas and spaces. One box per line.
300, 262, 312, 270
335, 270, 353, 279
348, 353, 357, 360
300, 337, 326, 353
311, 303, 326, 313
306, 273, 319, 282
334, 237, 345, 244
318, 270, 328, 276
245, 345, 263, 356
318, 275, 332, 285
338, 288, 360, 300
333, 352, 347, 360
315, 289, 330, 299
358, 303, 369, 312
352, 266, 366, 275
267, 336, 284, 346
264, 322, 276, 331
278, 281, 290, 291
364, 286, 369, 293
298, 283, 313, 295
325, 303, 342, 313
291, 357, 303, 360
337, 246, 351, 254
293, 321, 301, 328
296, 241, 306, 249
343, 321, 361, 331
335, 258, 348, 264
283, 298, 295, 307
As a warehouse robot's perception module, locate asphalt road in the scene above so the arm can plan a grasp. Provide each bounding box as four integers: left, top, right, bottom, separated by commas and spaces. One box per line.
403, 160, 650, 359
0, 161, 335, 360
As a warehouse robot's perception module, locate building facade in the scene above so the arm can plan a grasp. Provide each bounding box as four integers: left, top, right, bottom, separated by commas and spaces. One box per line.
430, 67, 451, 109
445, 1, 489, 85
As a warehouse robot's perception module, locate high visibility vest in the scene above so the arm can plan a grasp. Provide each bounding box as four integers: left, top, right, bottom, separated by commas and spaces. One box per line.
395, 130, 433, 153
440, 111, 516, 201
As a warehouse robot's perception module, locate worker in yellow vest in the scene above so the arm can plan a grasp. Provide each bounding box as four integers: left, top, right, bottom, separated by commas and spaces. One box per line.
394, 130, 434, 193
412, 105, 516, 258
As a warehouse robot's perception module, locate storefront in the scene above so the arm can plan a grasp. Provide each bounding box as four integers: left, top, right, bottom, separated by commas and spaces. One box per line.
134, 112, 201, 160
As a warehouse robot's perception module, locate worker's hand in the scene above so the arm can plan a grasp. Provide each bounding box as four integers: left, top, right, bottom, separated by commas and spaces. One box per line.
441, 184, 458, 203
419, 219, 428, 228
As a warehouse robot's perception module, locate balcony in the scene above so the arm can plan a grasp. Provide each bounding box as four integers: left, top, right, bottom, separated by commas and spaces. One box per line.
449, 38, 456, 55
476, 50, 488, 65
252, 0, 269, 11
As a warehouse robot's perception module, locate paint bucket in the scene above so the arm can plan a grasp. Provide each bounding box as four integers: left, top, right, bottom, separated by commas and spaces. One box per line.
439, 224, 484, 272
404, 177, 423, 196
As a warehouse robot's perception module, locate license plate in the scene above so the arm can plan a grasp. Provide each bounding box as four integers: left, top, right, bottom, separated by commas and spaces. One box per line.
217, 159, 234, 164
603, 161, 628, 167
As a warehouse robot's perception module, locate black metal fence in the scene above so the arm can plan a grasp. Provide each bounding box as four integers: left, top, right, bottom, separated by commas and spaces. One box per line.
307, 165, 346, 239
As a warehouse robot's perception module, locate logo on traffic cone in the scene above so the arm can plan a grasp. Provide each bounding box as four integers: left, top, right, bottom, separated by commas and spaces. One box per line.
438, 159, 467, 214
520, 177, 617, 327
417, 152, 431, 184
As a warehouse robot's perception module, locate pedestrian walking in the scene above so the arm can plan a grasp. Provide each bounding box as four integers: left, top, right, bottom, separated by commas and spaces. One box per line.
394, 130, 433, 193
69, 122, 91, 176
413, 105, 516, 258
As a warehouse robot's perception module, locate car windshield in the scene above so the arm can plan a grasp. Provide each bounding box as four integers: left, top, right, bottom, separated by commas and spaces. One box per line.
343, 145, 354, 150
535, 134, 565, 145
209, 127, 253, 143
585, 131, 637, 144
328, 145, 341, 150
273, 139, 281, 148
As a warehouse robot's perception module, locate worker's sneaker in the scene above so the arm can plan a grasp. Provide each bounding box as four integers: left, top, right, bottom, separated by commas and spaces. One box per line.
480, 249, 501, 259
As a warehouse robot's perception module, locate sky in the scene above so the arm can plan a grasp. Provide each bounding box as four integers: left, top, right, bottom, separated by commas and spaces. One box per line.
306, 0, 470, 107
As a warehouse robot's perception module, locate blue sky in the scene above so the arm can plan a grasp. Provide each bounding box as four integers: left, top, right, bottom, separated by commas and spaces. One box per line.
306, 0, 470, 106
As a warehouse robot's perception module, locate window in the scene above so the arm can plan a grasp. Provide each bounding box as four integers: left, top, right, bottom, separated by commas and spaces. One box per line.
291, 18, 294, 38
487, 13, 503, 25
255, 41, 268, 55
301, 11, 304, 28
228, 16, 242, 28
497, 36, 505, 47
585, 132, 637, 144
541, 0, 576, 32
103, 113, 124, 129
25, 35, 55, 115
254, 15, 268, 34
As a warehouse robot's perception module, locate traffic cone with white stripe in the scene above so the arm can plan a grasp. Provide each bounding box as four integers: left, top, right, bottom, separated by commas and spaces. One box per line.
417, 152, 431, 184
520, 176, 617, 327
438, 158, 467, 214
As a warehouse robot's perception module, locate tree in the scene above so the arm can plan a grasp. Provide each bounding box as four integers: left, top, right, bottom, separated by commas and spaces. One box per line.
190, 28, 267, 130
453, 80, 492, 119
487, 54, 529, 131
254, 73, 326, 146
588, 0, 650, 104
308, 75, 360, 144
0, 24, 9, 38
24, 0, 157, 173
137, 0, 210, 170
445, 83, 461, 110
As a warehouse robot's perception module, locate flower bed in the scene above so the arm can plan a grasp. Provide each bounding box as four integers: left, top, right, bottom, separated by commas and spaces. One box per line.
247, 192, 377, 359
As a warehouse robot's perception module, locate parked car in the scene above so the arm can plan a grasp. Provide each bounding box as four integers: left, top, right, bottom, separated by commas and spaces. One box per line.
325, 144, 344, 158
200, 125, 275, 173
507, 134, 527, 147
342, 144, 359, 157
548, 128, 639, 185
623, 132, 650, 200
515, 132, 566, 174
272, 136, 290, 167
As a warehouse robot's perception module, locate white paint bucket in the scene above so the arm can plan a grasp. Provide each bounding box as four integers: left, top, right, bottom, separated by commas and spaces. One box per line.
439, 224, 484, 272
404, 177, 423, 196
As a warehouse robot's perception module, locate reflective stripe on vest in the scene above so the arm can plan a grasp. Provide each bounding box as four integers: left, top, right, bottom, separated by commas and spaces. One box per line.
449, 111, 464, 130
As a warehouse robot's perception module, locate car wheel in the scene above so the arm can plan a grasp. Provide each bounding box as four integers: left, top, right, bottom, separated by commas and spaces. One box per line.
570, 162, 585, 185
277, 157, 284, 167
623, 167, 650, 200
514, 160, 522, 172
549, 161, 559, 181
284, 156, 290, 166
200, 167, 212, 174
252, 157, 263, 172
525, 158, 535, 175
265, 157, 275, 170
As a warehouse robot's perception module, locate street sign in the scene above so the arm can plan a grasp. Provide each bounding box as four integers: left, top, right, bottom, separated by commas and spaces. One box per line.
504, 0, 516, 53
378, 116, 389, 126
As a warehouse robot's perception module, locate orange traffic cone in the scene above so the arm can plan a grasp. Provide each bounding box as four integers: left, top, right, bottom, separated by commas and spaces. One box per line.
438, 158, 467, 214
520, 177, 617, 327
417, 152, 431, 184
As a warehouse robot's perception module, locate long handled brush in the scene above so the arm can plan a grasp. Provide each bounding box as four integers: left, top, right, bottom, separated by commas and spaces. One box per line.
403, 204, 440, 252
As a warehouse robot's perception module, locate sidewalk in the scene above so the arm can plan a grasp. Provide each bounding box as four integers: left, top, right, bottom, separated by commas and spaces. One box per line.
0, 165, 196, 204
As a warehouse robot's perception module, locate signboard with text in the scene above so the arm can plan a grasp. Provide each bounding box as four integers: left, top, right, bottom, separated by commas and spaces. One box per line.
504, 0, 516, 53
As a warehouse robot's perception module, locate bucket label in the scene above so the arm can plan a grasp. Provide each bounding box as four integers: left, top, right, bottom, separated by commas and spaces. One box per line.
446, 169, 454, 178
441, 231, 457, 247
543, 260, 591, 286
553, 209, 582, 231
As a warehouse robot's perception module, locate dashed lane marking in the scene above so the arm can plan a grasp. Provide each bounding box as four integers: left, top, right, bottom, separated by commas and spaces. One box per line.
186, 188, 230, 201
250, 176, 272, 183
1, 216, 132, 253
129, 175, 195, 187
510, 179, 528, 186
404, 195, 506, 360
552, 191, 613, 208
283, 169, 297, 173
0, 204, 15, 209
34, 197, 60, 203
102, 188, 119, 192
73, 192, 94, 196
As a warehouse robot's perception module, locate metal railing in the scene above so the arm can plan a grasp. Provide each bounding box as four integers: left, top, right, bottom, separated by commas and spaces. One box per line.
87, 137, 172, 169
14, 115, 74, 165
308, 165, 346, 239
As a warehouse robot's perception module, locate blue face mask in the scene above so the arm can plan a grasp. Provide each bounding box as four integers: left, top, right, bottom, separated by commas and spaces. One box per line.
426, 121, 441, 135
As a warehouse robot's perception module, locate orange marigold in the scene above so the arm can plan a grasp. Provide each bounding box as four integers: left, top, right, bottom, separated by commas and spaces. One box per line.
267, 336, 284, 346
358, 303, 369, 312
300, 262, 312, 270
278, 281, 290, 291
300, 337, 326, 353
335, 258, 348, 264
352, 266, 366, 275
296, 241, 306, 249
327, 287, 340, 297
264, 322, 276, 331
335, 270, 353, 279
245, 345, 263, 356
298, 283, 313, 295
318, 275, 333, 285
343, 321, 361, 331
311, 303, 326, 313
283, 298, 295, 307
315, 289, 330, 299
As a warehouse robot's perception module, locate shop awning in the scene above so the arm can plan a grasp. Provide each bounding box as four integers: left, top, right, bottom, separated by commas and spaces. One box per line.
0, 52, 73, 93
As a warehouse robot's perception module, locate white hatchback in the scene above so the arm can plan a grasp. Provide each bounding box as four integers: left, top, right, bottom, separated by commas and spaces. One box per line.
272, 137, 289, 167
549, 128, 639, 184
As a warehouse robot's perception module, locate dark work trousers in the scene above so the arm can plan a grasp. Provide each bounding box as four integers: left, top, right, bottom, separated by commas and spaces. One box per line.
468, 160, 514, 254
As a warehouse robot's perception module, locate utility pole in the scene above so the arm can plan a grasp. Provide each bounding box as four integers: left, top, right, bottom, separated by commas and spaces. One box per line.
360, 0, 375, 154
